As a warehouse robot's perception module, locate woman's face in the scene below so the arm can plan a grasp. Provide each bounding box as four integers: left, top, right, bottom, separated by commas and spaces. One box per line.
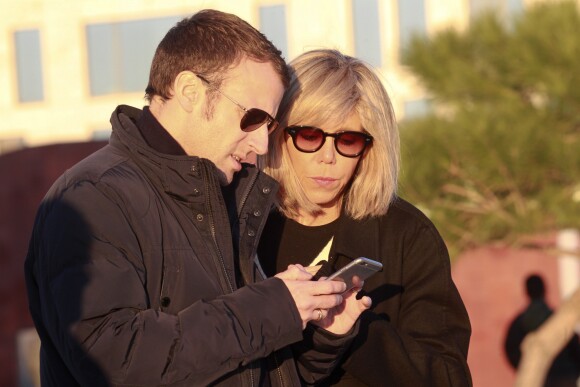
285, 111, 364, 218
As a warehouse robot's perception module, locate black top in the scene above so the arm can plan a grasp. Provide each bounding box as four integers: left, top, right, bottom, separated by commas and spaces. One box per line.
259, 198, 473, 386
258, 210, 339, 276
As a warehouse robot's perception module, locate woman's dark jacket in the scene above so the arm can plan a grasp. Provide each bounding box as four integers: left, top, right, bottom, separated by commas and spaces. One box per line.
264, 198, 473, 386
24, 105, 351, 386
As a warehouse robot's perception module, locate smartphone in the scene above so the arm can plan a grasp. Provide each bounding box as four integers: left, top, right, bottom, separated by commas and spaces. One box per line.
325, 257, 383, 291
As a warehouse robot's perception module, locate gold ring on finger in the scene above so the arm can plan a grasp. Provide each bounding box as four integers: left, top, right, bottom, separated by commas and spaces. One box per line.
315, 308, 323, 321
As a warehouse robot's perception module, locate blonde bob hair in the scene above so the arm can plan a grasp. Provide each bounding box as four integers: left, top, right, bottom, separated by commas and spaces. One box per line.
260, 49, 400, 220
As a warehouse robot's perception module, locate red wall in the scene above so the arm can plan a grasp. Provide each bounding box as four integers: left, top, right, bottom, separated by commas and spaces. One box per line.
453, 240, 563, 387
0, 142, 106, 386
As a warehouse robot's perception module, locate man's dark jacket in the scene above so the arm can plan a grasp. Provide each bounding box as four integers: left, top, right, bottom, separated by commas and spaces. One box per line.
25, 105, 350, 386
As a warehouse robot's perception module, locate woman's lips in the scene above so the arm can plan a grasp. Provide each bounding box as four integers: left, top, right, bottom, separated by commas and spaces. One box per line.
311, 177, 336, 186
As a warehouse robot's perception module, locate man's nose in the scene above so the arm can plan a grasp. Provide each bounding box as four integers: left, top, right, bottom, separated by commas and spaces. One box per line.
248, 124, 269, 155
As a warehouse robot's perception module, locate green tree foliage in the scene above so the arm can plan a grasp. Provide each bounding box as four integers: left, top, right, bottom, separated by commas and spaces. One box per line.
399, 1, 580, 257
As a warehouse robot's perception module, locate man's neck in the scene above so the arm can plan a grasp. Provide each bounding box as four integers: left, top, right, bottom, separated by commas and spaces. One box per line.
137, 106, 186, 155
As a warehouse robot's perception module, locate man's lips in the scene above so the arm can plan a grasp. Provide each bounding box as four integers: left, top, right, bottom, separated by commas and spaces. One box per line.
230, 154, 243, 172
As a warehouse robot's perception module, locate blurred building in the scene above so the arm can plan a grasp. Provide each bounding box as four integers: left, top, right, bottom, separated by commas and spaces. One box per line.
1, 0, 567, 154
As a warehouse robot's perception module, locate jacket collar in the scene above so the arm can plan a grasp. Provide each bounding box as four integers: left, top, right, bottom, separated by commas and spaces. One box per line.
108, 105, 218, 203
108, 105, 278, 208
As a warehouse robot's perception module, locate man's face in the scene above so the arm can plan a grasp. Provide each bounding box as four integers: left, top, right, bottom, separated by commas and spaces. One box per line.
186, 59, 284, 184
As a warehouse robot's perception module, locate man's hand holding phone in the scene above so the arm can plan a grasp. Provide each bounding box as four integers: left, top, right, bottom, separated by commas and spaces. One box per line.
312, 275, 372, 334
275, 258, 380, 334
310, 257, 382, 334
275, 264, 348, 329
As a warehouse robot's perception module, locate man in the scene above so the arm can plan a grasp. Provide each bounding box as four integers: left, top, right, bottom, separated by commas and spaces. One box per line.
25, 10, 369, 386
504, 274, 580, 386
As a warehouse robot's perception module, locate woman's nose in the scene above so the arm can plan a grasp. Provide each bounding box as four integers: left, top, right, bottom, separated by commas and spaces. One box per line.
318, 138, 336, 164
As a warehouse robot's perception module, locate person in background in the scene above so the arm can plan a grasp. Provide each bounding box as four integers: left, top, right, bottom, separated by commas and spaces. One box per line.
505, 274, 580, 387
24, 12, 369, 386
258, 49, 472, 386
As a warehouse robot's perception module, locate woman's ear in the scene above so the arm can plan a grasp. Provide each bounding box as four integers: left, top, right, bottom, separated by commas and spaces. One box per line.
173, 71, 200, 113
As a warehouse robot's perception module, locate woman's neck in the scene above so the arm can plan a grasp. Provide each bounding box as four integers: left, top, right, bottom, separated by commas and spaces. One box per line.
295, 206, 340, 226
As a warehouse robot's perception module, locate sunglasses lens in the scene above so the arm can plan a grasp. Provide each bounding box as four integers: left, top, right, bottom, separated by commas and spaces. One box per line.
336, 132, 368, 156
294, 127, 324, 151
241, 108, 274, 132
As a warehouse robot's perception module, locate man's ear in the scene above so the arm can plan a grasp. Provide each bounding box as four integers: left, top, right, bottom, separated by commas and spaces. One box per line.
174, 71, 200, 113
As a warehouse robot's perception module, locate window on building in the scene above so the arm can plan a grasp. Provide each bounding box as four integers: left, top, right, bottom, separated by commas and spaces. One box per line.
259, 5, 288, 60
353, 0, 382, 67
506, 0, 523, 15
92, 128, 112, 141
470, 0, 523, 20
14, 29, 44, 102
398, 0, 427, 56
86, 16, 181, 96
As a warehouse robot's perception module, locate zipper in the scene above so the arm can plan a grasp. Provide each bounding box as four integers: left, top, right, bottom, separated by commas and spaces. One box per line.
237, 169, 259, 217
202, 164, 260, 385
202, 163, 234, 294
273, 352, 284, 387
249, 366, 255, 387
240, 170, 260, 387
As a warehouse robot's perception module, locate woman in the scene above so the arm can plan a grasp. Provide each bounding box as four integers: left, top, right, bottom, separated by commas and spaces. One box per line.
258, 49, 472, 386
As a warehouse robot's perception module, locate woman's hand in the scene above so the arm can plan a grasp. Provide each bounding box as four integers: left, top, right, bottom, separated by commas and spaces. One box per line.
310, 276, 372, 334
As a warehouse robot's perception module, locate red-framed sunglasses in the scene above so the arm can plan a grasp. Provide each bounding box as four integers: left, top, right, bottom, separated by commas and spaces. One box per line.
285, 125, 373, 158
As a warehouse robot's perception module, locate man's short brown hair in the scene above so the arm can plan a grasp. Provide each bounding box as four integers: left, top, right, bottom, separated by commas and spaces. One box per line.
145, 9, 289, 102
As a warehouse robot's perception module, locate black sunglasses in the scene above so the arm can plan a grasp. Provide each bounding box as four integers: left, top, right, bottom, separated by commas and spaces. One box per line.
196, 75, 278, 133
285, 126, 373, 158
